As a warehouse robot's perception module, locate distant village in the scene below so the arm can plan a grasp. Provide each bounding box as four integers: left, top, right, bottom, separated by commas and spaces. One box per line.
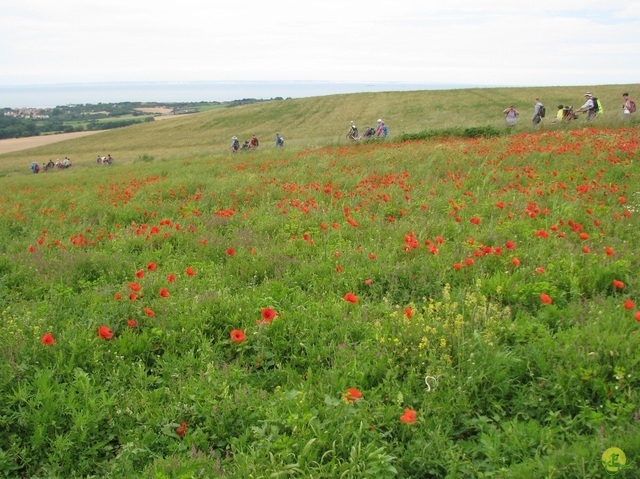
2, 107, 52, 119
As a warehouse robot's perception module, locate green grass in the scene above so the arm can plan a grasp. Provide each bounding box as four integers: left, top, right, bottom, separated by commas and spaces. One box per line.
0, 86, 639, 478
1, 83, 638, 174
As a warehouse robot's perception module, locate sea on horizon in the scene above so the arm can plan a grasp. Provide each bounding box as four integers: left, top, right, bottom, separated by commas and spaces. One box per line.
0, 80, 478, 109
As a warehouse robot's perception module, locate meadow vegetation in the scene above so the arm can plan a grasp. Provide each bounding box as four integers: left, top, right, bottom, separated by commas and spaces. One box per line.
0, 85, 639, 478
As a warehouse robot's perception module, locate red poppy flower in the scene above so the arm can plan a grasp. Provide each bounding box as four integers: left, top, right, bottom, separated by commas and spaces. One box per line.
511, 257, 520, 266
128, 319, 137, 328
98, 326, 114, 339
505, 241, 515, 250
605, 247, 615, 256
346, 218, 359, 227
129, 293, 137, 301
129, 282, 141, 292
186, 267, 196, 276
582, 246, 591, 254
624, 300, 634, 310
404, 307, 413, 319
114, 293, 122, 300
145, 307, 155, 317
226, 248, 235, 256
147, 261, 157, 271
612, 279, 625, 289
540, 293, 553, 305
230, 329, 246, 343
167, 273, 176, 283
470, 217, 480, 225
41, 333, 55, 345
635, 311, 640, 322
176, 421, 187, 438
261, 308, 276, 323
400, 408, 417, 424
365, 278, 373, 285
343, 388, 362, 403
159, 287, 170, 298
135, 270, 144, 278
344, 292, 358, 304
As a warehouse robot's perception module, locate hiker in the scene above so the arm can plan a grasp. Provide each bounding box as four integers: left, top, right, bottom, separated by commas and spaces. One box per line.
346, 121, 358, 141
375, 121, 388, 137
275, 132, 284, 148
503, 106, 519, 126
230, 136, 240, 153
241, 140, 251, 150
552, 105, 564, 123
361, 126, 376, 139
250, 134, 259, 148
622, 93, 636, 119
30, 162, 40, 174
62, 157, 71, 168
532, 99, 544, 126
575, 92, 598, 121
105, 154, 113, 165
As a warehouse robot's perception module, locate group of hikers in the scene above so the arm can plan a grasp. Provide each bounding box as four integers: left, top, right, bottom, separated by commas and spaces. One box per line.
96, 154, 114, 165
503, 92, 636, 127
29, 153, 115, 173
30, 157, 72, 173
230, 133, 285, 152
230, 134, 261, 153
346, 118, 388, 141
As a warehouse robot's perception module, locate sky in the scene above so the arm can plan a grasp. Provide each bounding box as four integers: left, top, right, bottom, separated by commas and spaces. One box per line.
1, 0, 639, 88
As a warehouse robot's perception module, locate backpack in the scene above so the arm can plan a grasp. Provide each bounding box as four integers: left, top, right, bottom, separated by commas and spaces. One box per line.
628, 100, 636, 113
592, 97, 601, 113
539, 105, 546, 118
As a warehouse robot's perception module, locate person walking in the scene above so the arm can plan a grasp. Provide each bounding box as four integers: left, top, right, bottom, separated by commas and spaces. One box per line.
275, 132, 284, 148
622, 93, 636, 120
230, 136, 240, 153
346, 121, 358, 141
576, 92, 598, 121
532, 99, 544, 126
503, 106, 519, 127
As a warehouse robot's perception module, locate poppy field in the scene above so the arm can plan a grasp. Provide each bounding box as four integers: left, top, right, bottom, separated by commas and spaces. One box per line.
1, 125, 639, 477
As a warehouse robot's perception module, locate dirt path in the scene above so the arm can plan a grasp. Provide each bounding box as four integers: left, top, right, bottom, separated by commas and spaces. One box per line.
0, 130, 104, 155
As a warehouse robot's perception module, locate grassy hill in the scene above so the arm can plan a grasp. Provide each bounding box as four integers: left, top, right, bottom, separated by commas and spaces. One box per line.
1, 84, 639, 477
1, 83, 638, 174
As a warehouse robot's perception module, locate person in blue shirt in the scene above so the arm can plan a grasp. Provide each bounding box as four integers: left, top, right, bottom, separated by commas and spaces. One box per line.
275, 132, 284, 148
375, 121, 388, 137
230, 136, 240, 153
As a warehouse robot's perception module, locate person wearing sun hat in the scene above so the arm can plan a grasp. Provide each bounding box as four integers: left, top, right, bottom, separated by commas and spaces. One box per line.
230, 135, 240, 153
346, 121, 358, 141
576, 92, 597, 121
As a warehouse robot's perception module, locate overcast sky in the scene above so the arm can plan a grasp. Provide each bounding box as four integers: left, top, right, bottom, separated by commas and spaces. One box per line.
1, 0, 639, 87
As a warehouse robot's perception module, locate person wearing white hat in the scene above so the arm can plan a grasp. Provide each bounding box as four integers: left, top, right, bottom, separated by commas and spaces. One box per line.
346, 121, 358, 141
575, 92, 596, 121
230, 136, 240, 153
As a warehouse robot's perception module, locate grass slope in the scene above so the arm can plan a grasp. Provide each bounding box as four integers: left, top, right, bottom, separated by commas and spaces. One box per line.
1, 83, 638, 174
0, 85, 639, 478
